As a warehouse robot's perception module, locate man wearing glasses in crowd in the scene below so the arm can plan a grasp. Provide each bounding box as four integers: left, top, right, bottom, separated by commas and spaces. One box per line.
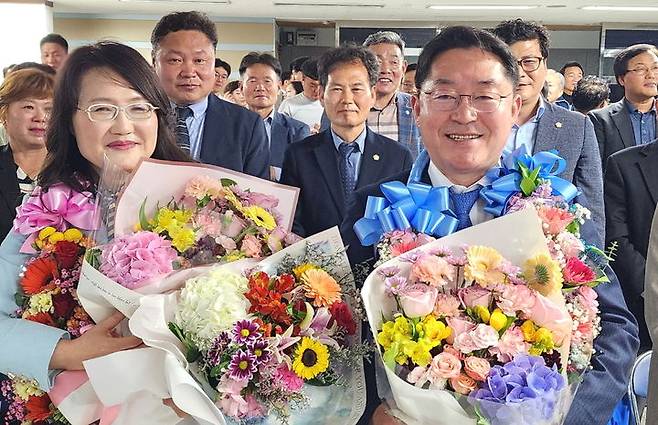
589, 44, 658, 166
492, 19, 605, 249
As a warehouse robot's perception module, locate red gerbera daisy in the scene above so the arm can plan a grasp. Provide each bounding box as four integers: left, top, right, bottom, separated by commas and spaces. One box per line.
25, 394, 52, 421
20, 257, 59, 295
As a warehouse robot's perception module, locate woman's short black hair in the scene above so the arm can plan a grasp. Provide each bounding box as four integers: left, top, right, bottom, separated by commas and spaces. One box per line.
39, 41, 189, 193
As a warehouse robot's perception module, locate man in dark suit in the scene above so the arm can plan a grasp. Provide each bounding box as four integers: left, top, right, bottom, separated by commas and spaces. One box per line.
151, 11, 270, 178
239, 52, 310, 181
605, 141, 658, 350
492, 19, 605, 249
280, 45, 413, 238
341, 25, 638, 425
589, 44, 658, 168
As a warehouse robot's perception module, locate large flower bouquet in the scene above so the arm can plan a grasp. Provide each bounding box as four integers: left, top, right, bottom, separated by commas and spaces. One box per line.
116, 228, 367, 424
1, 184, 99, 425
77, 159, 300, 322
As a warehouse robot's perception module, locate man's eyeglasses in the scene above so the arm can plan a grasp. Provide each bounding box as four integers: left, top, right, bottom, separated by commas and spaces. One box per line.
516, 57, 544, 73
421, 90, 512, 113
77, 103, 159, 122
625, 65, 658, 76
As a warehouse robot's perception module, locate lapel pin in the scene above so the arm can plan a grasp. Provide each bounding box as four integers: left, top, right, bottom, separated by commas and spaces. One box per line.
373, 154, 380, 161
555, 121, 562, 128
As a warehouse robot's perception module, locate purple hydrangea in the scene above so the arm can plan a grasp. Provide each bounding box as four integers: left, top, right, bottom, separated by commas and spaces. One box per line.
232, 319, 262, 345
228, 349, 258, 381
470, 355, 566, 425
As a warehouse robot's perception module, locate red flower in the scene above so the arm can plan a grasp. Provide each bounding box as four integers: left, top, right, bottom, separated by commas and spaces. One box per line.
54, 240, 81, 269
563, 257, 596, 285
274, 274, 295, 293
249, 271, 270, 289
391, 241, 419, 257
25, 394, 52, 421
24, 312, 56, 327
329, 301, 357, 335
52, 292, 77, 319
20, 257, 58, 295
245, 283, 292, 326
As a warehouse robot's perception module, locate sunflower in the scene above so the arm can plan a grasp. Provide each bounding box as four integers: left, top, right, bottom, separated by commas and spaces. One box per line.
523, 253, 563, 297
301, 268, 342, 307
292, 337, 329, 380
20, 257, 58, 295
464, 246, 506, 287
242, 206, 277, 231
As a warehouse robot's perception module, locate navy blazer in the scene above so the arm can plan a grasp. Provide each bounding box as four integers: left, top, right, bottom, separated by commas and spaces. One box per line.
0, 146, 20, 241
198, 94, 270, 179
280, 128, 413, 238
340, 165, 639, 425
269, 112, 310, 169
588, 98, 636, 169
604, 141, 658, 349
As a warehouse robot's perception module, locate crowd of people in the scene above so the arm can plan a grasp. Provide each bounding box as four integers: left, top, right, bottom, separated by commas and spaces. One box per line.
0, 9, 657, 425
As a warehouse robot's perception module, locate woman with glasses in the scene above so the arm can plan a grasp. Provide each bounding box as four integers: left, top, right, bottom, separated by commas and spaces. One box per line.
0, 41, 189, 398
0, 68, 54, 241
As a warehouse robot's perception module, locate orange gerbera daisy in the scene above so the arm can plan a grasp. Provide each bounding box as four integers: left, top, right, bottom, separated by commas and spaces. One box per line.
24, 312, 56, 326
20, 257, 58, 295
25, 394, 52, 421
301, 268, 342, 308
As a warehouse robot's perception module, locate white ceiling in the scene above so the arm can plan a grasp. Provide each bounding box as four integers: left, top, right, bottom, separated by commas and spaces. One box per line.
51, 0, 658, 26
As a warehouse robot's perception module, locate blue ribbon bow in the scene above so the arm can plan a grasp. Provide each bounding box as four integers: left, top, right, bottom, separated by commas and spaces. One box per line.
480, 147, 580, 217
353, 180, 459, 246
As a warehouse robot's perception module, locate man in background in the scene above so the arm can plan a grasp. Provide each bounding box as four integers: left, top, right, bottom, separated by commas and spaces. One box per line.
560, 61, 584, 105
278, 58, 324, 132
545, 69, 570, 109
213, 58, 231, 97
40, 33, 68, 71
401, 62, 417, 95
572, 75, 609, 115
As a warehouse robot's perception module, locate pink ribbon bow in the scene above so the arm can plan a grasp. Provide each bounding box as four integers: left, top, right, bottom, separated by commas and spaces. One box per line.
13, 184, 99, 253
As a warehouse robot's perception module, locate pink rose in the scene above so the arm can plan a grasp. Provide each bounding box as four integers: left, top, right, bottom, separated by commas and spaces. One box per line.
459, 286, 491, 309
453, 333, 478, 354
497, 284, 537, 316
430, 352, 462, 379
407, 366, 430, 387
215, 234, 237, 251
557, 232, 585, 259
221, 211, 246, 238
577, 285, 598, 304
463, 356, 491, 381
442, 344, 464, 360
450, 373, 477, 395
241, 234, 262, 258
433, 293, 461, 317
488, 325, 529, 362
242, 191, 279, 210
399, 284, 438, 318
446, 317, 476, 344
469, 324, 499, 350
410, 255, 455, 287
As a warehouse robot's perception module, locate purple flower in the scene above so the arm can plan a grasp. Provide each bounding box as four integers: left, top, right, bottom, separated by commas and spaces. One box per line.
384, 276, 408, 296
377, 266, 400, 278
228, 349, 258, 381
232, 320, 262, 345
248, 339, 271, 366
205, 332, 230, 367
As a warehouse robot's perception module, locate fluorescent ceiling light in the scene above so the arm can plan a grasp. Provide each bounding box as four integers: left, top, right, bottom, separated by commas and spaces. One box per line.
582, 5, 658, 11
428, 4, 538, 10
119, 0, 230, 3
274, 1, 384, 6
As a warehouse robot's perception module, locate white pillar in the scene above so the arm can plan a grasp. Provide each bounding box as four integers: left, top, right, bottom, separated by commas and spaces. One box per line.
0, 0, 53, 79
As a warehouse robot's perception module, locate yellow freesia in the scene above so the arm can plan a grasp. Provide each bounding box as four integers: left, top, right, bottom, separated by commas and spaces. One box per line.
489, 309, 507, 332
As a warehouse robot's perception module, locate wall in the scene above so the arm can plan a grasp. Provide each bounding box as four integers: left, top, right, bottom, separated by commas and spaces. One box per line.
53, 15, 275, 79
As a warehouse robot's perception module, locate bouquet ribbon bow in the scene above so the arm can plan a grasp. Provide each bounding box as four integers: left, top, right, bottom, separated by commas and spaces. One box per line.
13, 184, 98, 253
480, 148, 580, 217
353, 180, 459, 246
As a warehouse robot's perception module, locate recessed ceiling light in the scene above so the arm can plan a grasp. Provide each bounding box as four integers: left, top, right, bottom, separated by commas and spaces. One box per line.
582, 5, 658, 11
274, 1, 384, 6
427, 5, 538, 10
118, 0, 230, 3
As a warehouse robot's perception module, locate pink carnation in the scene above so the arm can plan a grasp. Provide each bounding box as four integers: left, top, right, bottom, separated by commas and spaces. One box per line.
563, 257, 596, 285
497, 284, 537, 316
433, 293, 461, 317
193, 210, 223, 238
446, 316, 477, 345
241, 234, 262, 258
537, 206, 575, 235
556, 232, 585, 258
184, 175, 222, 200
489, 325, 529, 362
410, 255, 455, 287
274, 364, 304, 392
99, 231, 177, 289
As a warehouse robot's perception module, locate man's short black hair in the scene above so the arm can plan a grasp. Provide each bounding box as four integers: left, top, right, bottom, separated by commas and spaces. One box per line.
415, 26, 519, 91
281, 70, 292, 81
613, 44, 658, 85
572, 75, 610, 114
40, 33, 68, 52
239, 52, 283, 79
318, 44, 379, 87
492, 19, 550, 59
406, 63, 417, 72
301, 58, 319, 81
559, 61, 584, 76
214, 58, 231, 75
151, 11, 218, 51
290, 56, 309, 72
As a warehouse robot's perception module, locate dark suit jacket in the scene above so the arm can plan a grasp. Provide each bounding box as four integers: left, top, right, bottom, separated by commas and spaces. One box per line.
340, 163, 639, 425
588, 98, 637, 168
535, 102, 605, 249
269, 112, 310, 169
604, 140, 658, 349
198, 94, 270, 179
0, 146, 20, 241
280, 128, 413, 238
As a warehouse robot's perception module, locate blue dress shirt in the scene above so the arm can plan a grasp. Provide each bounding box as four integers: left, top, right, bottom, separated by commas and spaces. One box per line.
505, 97, 547, 155
625, 99, 656, 146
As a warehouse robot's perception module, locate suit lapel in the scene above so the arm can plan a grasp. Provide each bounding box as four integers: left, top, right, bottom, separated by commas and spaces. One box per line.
638, 144, 658, 204
270, 114, 287, 166
356, 129, 381, 189
199, 95, 221, 162
313, 131, 345, 211
533, 103, 559, 153
612, 100, 635, 149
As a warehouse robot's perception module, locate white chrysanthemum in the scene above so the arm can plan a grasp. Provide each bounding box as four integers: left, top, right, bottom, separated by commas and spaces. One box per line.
175, 267, 250, 350
27, 292, 53, 315
13, 376, 44, 401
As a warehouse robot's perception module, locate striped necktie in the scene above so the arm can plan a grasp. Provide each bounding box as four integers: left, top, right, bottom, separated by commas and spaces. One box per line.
338, 142, 359, 201
175, 106, 193, 153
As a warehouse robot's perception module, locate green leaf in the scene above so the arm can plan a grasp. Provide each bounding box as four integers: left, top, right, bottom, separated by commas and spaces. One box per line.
85, 247, 102, 269
565, 220, 580, 234
139, 198, 152, 231
220, 178, 237, 187
382, 344, 399, 370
